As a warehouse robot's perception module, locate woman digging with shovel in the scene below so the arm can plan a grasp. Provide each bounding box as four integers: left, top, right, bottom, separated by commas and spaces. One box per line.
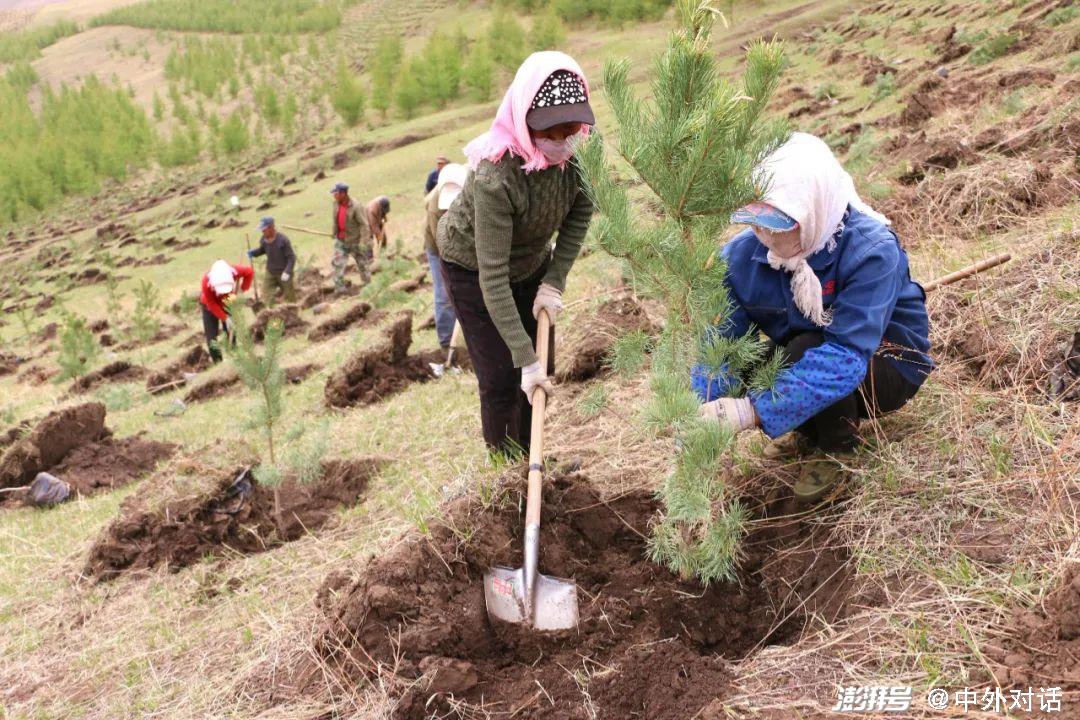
436, 51, 596, 456
694, 132, 934, 504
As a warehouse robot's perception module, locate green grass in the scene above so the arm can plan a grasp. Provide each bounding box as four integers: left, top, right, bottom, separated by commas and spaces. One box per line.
90, 0, 349, 33
0, 20, 79, 63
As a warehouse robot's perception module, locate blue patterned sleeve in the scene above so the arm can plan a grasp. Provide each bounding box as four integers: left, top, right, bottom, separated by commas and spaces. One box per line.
749, 238, 902, 437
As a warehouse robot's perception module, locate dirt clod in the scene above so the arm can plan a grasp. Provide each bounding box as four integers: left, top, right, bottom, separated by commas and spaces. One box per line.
69, 361, 148, 394
146, 345, 212, 394
324, 312, 438, 407
0, 403, 107, 490
183, 369, 241, 403
557, 296, 658, 382
84, 459, 381, 581
307, 302, 376, 342
252, 304, 308, 341
310, 470, 850, 720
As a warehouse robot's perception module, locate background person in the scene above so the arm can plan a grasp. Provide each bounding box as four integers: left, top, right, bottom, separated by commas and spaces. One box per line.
424, 163, 467, 350
437, 51, 596, 455
200, 259, 253, 362
425, 154, 449, 194
693, 132, 933, 503
367, 195, 391, 259
330, 182, 372, 292
247, 216, 297, 305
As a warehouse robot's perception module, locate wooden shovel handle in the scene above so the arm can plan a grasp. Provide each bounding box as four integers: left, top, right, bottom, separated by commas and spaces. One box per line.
923, 253, 1011, 293
278, 223, 333, 238
525, 310, 552, 528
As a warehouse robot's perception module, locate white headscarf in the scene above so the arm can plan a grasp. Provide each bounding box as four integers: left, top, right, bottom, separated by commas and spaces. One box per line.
207, 259, 236, 296
756, 132, 889, 326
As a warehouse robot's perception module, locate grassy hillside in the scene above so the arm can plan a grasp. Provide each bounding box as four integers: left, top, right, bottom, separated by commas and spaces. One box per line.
0, 0, 1077, 717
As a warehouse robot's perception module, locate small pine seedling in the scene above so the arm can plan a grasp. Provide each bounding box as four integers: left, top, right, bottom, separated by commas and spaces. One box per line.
576, 0, 787, 584
56, 310, 100, 380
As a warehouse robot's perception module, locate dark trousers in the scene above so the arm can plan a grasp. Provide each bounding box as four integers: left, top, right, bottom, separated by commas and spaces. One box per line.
201, 305, 227, 363
771, 331, 920, 453
440, 259, 555, 455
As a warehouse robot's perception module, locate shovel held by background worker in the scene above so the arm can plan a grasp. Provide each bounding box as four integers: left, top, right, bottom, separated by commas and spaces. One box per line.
483, 309, 579, 631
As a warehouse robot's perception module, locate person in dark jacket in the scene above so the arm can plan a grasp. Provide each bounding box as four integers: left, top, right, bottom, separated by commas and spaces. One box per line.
200, 259, 254, 362
437, 51, 595, 455
425, 155, 449, 194
247, 216, 297, 305
693, 133, 933, 503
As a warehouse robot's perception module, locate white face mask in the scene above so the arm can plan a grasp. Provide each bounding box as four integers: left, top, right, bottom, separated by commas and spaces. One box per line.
534, 136, 576, 164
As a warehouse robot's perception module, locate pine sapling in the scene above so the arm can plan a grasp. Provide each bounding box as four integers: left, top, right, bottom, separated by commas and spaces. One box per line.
576, 0, 787, 584
130, 279, 161, 363
225, 300, 286, 531
56, 310, 100, 380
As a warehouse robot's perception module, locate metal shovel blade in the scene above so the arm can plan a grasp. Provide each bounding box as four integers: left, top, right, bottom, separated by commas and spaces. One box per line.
429, 362, 445, 378
483, 566, 579, 631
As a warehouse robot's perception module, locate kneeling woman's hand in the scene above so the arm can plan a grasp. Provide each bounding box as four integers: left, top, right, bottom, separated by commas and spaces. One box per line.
521, 362, 555, 404
698, 397, 758, 433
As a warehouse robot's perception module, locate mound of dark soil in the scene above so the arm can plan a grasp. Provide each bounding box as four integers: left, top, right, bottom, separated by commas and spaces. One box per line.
146, 345, 212, 394
557, 296, 659, 382
0, 403, 107, 490
47, 435, 176, 498
311, 470, 850, 719
84, 458, 381, 582
183, 369, 242, 403
324, 312, 438, 408
307, 302, 376, 341
17, 364, 55, 386
252, 304, 308, 341
302, 284, 358, 309
985, 565, 1080, 690
0, 352, 21, 377
69, 361, 148, 394
284, 363, 321, 384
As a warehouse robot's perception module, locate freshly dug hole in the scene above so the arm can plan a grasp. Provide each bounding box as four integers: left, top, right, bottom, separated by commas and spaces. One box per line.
557, 296, 658, 382
0, 402, 175, 503
252, 304, 308, 341
69, 360, 147, 394
307, 301, 379, 341
84, 458, 382, 581
146, 345, 212, 394
324, 312, 444, 407
0, 403, 107, 490
312, 470, 850, 719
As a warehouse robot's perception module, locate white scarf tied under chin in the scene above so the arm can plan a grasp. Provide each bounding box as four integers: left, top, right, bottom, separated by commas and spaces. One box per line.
757, 132, 890, 327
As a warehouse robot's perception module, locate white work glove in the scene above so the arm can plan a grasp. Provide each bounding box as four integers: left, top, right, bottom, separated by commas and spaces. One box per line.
520, 361, 554, 405
532, 283, 563, 325
698, 397, 758, 433
281, 272, 291, 282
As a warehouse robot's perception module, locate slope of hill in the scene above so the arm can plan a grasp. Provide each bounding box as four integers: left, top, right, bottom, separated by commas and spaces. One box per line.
0, 0, 1077, 718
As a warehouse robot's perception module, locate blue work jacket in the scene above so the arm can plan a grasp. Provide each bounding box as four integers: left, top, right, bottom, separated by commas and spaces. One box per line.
692, 207, 933, 438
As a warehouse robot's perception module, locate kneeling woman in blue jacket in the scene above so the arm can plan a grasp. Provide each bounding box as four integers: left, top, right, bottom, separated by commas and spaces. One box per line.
694, 133, 933, 503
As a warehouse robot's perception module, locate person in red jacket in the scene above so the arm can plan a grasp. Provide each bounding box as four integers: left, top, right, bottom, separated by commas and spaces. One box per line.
200, 259, 254, 362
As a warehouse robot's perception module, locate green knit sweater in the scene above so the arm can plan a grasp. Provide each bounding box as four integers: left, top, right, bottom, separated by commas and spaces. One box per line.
436, 156, 594, 366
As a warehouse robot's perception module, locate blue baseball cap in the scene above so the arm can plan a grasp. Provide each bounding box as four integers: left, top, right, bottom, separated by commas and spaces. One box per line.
731, 201, 798, 232
330, 182, 349, 194
258, 216, 274, 230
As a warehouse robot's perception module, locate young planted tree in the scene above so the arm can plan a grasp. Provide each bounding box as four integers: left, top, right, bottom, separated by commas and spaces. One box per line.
130, 279, 162, 362
56, 310, 100, 380
576, 0, 787, 584
463, 38, 495, 102
225, 301, 287, 529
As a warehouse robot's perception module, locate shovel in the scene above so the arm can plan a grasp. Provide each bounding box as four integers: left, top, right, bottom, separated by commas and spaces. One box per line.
429, 321, 465, 378
483, 309, 579, 631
